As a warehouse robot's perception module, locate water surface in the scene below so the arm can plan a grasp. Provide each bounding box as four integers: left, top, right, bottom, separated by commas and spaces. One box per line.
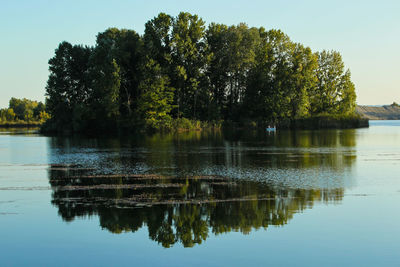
0, 121, 399, 266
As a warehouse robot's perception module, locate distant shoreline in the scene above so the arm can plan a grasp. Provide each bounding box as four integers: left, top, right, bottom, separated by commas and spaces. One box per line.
356, 104, 400, 120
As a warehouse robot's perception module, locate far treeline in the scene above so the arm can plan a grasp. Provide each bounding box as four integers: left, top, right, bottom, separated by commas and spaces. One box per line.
0, 98, 49, 126
44, 12, 363, 133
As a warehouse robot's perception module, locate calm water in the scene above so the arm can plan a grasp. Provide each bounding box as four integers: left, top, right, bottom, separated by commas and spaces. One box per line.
1, 121, 399, 266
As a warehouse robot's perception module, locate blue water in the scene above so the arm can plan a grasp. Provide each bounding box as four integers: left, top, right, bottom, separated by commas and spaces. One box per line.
0, 122, 399, 266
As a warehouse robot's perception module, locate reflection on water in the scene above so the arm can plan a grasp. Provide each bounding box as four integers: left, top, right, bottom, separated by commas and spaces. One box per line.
49, 167, 343, 248
47, 129, 355, 247
0, 127, 39, 135
48, 130, 357, 186
4, 123, 400, 265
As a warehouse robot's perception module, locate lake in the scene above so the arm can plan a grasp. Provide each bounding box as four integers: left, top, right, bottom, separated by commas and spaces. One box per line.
1, 121, 399, 266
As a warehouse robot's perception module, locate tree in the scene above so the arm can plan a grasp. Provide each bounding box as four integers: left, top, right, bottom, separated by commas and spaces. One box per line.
0, 108, 16, 122
170, 12, 208, 119
0, 98, 48, 123
91, 28, 143, 119
337, 70, 356, 114
286, 44, 318, 118
43, 13, 358, 133
244, 29, 295, 122
9, 97, 38, 120
224, 24, 259, 119
8, 97, 48, 122
6, 109, 16, 121
205, 23, 230, 120
45, 42, 91, 129
88, 55, 121, 125
32, 102, 45, 118
138, 59, 174, 130
143, 13, 173, 71
310, 50, 356, 115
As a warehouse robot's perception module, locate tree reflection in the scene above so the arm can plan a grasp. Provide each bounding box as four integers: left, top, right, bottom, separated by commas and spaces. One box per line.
47, 129, 354, 247
49, 167, 343, 248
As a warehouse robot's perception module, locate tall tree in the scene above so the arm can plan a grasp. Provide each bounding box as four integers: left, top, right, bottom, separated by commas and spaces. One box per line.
310, 50, 356, 115
88, 42, 121, 127
205, 23, 230, 120
244, 29, 295, 122
143, 13, 173, 71
286, 44, 318, 118
91, 28, 143, 119
142, 13, 175, 125
45, 42, 91, 129
224, 24, 259, 119
170, 12, 208, 119
337, 70, 356, 114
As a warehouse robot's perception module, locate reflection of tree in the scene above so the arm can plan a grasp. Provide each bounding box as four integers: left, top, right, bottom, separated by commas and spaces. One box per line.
49, 166, 344, 248
47, 129, 355, 247
48, 128, 356, 178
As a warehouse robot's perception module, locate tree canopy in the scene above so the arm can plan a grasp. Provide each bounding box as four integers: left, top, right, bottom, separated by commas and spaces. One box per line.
45, 12, 357, 133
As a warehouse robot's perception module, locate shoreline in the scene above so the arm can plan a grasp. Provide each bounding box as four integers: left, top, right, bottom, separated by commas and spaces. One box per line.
39, 116, 369, 135
277, 116, 369, 130
0, 123, 42, 128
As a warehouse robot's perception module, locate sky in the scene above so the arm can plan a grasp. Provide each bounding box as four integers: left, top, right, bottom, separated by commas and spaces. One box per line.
0, 0, 399, 108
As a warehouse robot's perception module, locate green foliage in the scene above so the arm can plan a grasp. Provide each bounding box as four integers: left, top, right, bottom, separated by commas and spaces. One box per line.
138, 59, 174, 131
0, 108, 15, 122
244, 30, 303, 122
93, 28, 143, 118
44, 12, 358, 133
45, 41, 92, 130
90, 57, 121, 120
1, 98, 48, 124
6, 108, 16, 121
170, 12, 208, 119
205, 23, 230, 119
310, 50, 356, 115
143, 13, 173, 70
9, 97, 38, 121
171, 118, 221, 132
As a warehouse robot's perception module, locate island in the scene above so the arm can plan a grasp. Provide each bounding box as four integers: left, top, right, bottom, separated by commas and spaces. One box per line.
24, 12, 367, 134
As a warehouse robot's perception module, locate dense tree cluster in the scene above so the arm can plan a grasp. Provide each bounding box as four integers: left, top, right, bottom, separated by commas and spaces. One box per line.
0, 97, 49, 124
45, 12, 356, 132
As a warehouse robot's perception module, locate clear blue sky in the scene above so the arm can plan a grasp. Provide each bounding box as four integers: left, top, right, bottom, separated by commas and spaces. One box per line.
1, 0, 399, 108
